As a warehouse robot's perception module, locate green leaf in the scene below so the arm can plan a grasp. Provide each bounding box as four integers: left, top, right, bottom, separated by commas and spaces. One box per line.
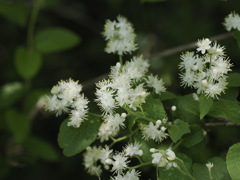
209, 99, 240, 123
199, 95, 213, 119
15, 47, 42, 80
193, 157, 230, 180
0, 82, 24, 109
159, 153, 192, 180
159, 91, 177, 101
193, 163, 210, 180
168, 119, 190, 143
58, 115, 101, 157
210, 157, 231, 180
227, 73, 240, 87
221, 87, 239, 101
177, 94, 199, 116
5, 109, 30, 143
226, 143, 240, 180
142, 94, 166, 120
182, 125, 204, 147
0, 1, 29, 27
35, 27, 80, 54
24, 136, 59, 162
183, 140, 207, 163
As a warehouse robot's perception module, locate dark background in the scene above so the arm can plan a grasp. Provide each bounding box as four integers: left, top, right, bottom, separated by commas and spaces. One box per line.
0, 0, 240, 179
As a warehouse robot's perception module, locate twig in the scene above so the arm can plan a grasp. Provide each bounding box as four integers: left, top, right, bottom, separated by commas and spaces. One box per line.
150, 32, 233, 61
203, 122, 240, 127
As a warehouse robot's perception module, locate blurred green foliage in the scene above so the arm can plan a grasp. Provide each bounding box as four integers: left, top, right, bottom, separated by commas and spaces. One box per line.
1, 0, 240, 179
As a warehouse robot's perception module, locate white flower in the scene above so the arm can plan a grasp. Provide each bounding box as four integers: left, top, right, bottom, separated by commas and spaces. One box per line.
98, 113, 127, 142
196, 38, 211, 54
95, 82, 117, 115
83, 146, 102, 176
223, 12, 240, 31
111, 152, 130, 174
179, 39, 232, 99
45, 79, 89, 127
206, 162, 214, 169
142, 122, 168, 142
67, 95, 89, 128
44, 95, 69, 116
102, 15, 138, 55
124, 142, 143, 157
111, 170, 140, 180
180, 70, 195, 87
171, 106, 177, 111
128, 84, 149, 110
151, 149, 177, 169
123, 55, 150, 80
146, 74, 166, 94
100, 146, 113, 165
166, 149, 176, 161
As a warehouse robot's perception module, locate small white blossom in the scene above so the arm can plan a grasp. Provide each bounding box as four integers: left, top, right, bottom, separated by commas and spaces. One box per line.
83, 146, 102, 176
142, 121, 168, 142
95, 81, 117, 115
179, 39, 232, 99
102, 15, 138, 55
146, 74, 166, 94
98, 113, 127, 142
45, 79, 89, 128
206, 162, 214, 169
151, 149, 177, 169
111, 169, 140, 180
124, 142, 143, 157
111, 152, 130, 174
171, 106, 177, 111
223, 12, 240, 31
100, 146, 113, 165
196, 38, 211, 54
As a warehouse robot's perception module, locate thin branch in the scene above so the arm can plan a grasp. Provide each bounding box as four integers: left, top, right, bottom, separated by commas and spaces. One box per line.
203, 122, 240, 127
150, 32, 233, 61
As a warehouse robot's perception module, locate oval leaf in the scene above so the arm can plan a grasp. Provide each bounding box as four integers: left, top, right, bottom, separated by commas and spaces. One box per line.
24, 136, 59, 162
15, 47, 42, 80
199, 95, 213, 119
209, 99, 240, 123
226, 143, 240, 180
227, 73, 240, 87
35, 27, 80, 54
142, 94, 166, 120
168, 119, 190, 143
5, 109, 30, 143
58, 115, 101, 157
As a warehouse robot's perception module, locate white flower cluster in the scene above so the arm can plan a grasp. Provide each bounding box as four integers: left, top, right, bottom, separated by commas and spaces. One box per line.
141, 119, 169, 142
150, 148, 177, 169
223, 12, 240, 31
95, 55, 166, 141
83, 143, 143, 178
179, 38, 232, 98
102, 15, 138, 55
98, 113, 127, 142
44, 79, 89, 128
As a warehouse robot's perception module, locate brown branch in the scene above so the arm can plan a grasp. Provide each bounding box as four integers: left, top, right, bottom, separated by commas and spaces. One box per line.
203, 122, 240, 127
150, 32, 233, 61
